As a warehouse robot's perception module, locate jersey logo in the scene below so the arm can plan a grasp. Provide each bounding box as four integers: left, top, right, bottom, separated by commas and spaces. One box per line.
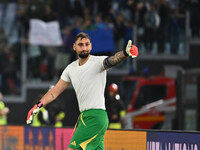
71, 141, 76, 146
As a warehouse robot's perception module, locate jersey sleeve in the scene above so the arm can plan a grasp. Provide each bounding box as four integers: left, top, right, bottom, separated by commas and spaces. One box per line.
98, 56, 108, 71
60, 66, 71, 82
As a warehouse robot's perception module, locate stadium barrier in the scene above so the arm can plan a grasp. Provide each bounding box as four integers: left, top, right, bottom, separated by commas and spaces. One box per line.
0, 125, 200, 150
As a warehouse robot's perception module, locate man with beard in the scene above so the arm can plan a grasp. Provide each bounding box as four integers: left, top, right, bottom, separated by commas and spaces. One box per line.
26, 32, 138, 150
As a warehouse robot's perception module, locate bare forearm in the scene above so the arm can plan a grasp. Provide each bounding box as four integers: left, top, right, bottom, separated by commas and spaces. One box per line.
39, 79, 70, 106
40, 91, 57, 106
104, 51, 127, 69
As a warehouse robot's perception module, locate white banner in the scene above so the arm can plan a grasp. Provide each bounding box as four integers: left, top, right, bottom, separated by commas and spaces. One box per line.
29, 19, 63, 46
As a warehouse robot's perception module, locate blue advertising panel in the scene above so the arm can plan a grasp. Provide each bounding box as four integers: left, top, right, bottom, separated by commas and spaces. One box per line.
24, 127, 55, 150
147, 131, 200, 150
84, 28, 114, 54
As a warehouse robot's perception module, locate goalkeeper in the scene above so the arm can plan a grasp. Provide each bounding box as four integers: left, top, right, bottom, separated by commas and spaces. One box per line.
26, 32, 138, 150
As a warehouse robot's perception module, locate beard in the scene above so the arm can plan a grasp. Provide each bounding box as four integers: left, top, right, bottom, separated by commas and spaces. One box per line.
78, 51, 90, 58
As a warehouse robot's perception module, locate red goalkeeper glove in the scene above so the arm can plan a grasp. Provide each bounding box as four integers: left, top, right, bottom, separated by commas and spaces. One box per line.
124, 40, 138, 58
26, 101, 43, 124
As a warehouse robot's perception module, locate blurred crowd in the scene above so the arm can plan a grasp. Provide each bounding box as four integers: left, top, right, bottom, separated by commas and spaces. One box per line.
0, 0, 199, 95
0, 92, 9, 125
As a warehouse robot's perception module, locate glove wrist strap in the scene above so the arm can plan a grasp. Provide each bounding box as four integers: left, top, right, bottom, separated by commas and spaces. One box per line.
123, 49, 129, 57
36, 101, 43, 108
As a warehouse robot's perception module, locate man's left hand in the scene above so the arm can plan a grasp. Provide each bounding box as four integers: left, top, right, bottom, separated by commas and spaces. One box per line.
124, 40, 138, 58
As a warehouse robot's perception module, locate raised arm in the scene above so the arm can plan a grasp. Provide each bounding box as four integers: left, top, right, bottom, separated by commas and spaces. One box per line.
103, 51, 127, 70
103, 40, 138, 69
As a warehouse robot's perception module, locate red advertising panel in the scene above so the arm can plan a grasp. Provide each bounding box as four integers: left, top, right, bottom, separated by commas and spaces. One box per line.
0, 126, 24, 150
55, 128, 73, 150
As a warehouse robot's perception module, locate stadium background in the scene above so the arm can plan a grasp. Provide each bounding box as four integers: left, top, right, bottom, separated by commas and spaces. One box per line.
0, 0, 200, 149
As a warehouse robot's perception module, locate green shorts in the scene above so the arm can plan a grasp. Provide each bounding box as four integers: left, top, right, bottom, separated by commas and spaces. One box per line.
68, 109, 109, 150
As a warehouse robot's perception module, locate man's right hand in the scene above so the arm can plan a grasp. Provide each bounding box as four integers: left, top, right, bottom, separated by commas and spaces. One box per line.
26, 101, 43, 124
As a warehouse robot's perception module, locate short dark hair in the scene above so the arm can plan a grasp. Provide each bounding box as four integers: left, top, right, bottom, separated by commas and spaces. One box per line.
74, 32, 90, 43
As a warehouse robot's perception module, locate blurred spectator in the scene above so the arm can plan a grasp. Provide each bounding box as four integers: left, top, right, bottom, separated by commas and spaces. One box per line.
169, 8, 181, 54
24, 35, 43, 80
3, 46, 18, 94
84, 0, 96, 17
94, 13, 107, 30
37, 4, 60, 81
157, 0, 170, 54
104, 16, 114, 30
15, 0, 28, 38
112, 12, 126, 52
24, 34, 52, 81
0, 29, 18, 94
23, 0, 45, 34
42, 4, 57, 22
62, 26, 75, 57
82, 17, 95, 30
73, 0, 84, 18
144, 2, 160, 53
124, 0, 137, 23
83, 7, 92, 20
0, 0, 8, 27
105, 83, 126, 129
55, 26, 74, 77
96, 0, 112, 18
25, 0, 45, 18
43, 0, 52, 6
135, 2, 147, 52
72, 17, 84, 36
31, 94, 49, 127
47, 98, 66, 127
0, 27, 8, 93
188, 0, 200, 39
39, 54, 49, 81
51, 0, 71, 29
0, 27, 7, 42
0, 92, 9, 125
40, 46, 58, 81
10, 42, 22, 91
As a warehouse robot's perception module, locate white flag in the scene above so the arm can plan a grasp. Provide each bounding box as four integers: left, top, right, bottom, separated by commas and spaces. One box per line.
29, 19, 63, 46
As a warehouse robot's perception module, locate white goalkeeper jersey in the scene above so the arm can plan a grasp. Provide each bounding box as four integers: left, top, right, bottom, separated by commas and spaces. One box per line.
61, 55, 107, 112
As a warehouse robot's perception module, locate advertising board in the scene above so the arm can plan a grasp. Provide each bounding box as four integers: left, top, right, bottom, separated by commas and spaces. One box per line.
0, 126, 24, 150
147, 131, 200, 150
24, 127, 55, 150
104, 130, 147, 150
55, 128, 74, 150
